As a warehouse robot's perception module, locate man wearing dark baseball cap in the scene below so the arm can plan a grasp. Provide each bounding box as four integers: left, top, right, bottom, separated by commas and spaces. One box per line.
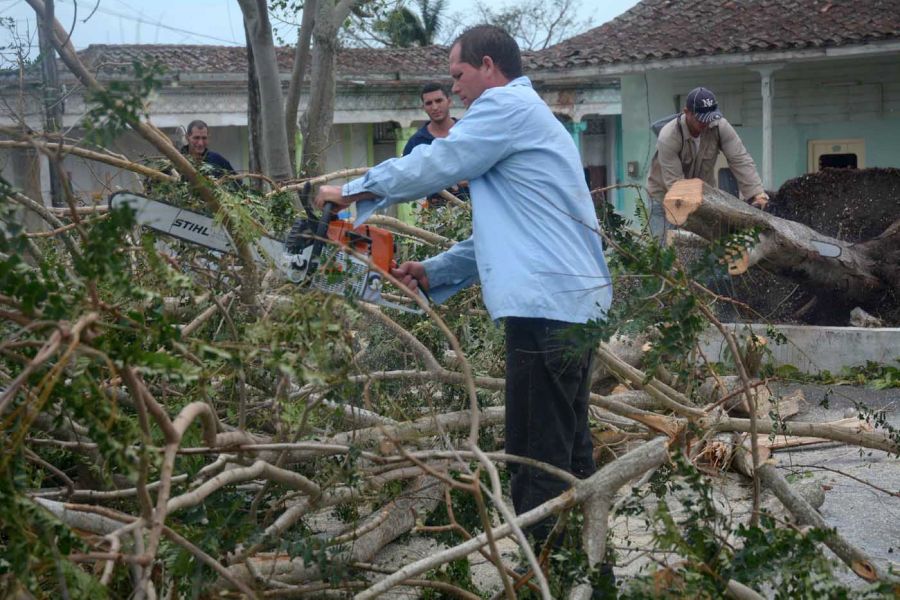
685, 87, 724, 123
646, 86, 768, 239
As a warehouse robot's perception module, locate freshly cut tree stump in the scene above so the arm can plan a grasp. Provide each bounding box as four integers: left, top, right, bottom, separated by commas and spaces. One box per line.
663, 179, 899, 303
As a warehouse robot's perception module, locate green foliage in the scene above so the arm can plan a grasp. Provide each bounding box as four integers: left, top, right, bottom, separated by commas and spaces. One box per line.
283, 538, 353, 585
2, 83, 894, 598
0, 153, 340, 596
73, 203, 136, 284
421, 557, 478, 599
0, 470, 106, 598
774, 361, 900, 390
581, 211, 742, 375
423, 468, 499, 544
373, 0, 447, 47
596, 197, 633, 247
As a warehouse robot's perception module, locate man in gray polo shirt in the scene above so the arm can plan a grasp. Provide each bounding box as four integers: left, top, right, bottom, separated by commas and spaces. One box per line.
647, 87, 768, 239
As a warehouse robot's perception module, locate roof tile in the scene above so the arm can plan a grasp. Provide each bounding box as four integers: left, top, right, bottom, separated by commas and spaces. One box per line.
530, 0, 900, 69
73, 44, 451, 80
44, 0, 900, 82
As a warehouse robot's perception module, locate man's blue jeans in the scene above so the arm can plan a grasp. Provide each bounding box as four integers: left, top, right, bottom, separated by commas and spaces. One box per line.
504, 317, 596, 545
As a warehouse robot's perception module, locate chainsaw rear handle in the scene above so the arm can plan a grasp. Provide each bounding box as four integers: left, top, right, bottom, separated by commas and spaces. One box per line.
316, 202, 334, 239
297, 180, 316, 222
309, 201, 335, 270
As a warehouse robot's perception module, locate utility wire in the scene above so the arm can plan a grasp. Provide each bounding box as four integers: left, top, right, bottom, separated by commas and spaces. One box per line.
39, 0, 243, 45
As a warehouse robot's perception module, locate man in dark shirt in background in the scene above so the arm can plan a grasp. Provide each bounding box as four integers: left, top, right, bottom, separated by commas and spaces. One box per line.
403, 82, 468, 207
180, 120, 235, 177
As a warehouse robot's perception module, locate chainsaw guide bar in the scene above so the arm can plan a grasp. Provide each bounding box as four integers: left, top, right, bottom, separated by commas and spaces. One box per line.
109, 191, 424, 314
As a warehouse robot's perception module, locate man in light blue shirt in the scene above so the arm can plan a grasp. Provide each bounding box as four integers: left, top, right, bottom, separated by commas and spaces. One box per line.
315, 25, 613, 557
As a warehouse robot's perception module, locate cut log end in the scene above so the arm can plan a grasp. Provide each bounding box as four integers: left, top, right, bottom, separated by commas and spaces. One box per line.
663, 179, 704, 226
850, 560, 879, 582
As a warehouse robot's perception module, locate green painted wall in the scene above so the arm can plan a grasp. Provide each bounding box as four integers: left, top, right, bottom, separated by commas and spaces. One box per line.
620, 72, 684, 222
618, 54, 900, 222
736, 119, 900, 182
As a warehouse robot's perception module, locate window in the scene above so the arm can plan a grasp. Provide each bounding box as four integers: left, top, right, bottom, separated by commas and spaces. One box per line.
808, 139, 865, 173
818, 153, 858, 170
373, 122, 398, 143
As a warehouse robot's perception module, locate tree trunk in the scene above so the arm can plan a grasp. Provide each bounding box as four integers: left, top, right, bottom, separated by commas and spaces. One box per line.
858, 218, 900, 294
663, 179, 897, 303
244, 21, 263, 190
301, 0, 339, 179
301, 0, 360, 179
36, 0, 64, 207
285, 0, 317, 169
237, 0, 292, 183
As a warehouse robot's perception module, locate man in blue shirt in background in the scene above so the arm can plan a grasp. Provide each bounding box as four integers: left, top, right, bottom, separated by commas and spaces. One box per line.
315, 25, 612, 559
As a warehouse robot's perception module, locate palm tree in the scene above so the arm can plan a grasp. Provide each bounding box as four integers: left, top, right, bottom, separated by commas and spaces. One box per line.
376, 0, 447, 47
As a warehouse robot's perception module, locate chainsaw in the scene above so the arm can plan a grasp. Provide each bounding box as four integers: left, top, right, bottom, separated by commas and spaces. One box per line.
109, 190, 424, 313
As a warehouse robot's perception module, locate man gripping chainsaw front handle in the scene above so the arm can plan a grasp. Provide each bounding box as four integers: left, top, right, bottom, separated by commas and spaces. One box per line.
312, 25, 614, 563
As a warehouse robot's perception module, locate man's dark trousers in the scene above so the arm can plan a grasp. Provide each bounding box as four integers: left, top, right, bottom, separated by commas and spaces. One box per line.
505, 316, 595, 545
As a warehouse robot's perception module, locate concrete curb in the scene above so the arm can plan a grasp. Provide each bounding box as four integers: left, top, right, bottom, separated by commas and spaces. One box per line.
699, 323, 900, 374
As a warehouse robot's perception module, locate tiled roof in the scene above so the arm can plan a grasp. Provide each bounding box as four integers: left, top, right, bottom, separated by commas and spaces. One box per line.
531, 0, 900, 70
73, 44, 450, 79
40, 0, 900, 83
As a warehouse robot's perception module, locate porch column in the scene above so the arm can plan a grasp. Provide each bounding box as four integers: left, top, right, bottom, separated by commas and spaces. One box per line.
566, 120, 588, 157
393, 126, 419, 224
294, 130, 303, 176
395, 126, 418, 157
11, 146, 45, 234
752, 64, 784, 190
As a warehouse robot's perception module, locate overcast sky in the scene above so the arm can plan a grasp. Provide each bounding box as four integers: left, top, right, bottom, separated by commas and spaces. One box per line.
1, 0, 639, 52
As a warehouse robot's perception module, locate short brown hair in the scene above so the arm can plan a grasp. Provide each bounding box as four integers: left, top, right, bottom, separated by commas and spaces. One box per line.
186, 120, 208, 136
452, 25, 522, 80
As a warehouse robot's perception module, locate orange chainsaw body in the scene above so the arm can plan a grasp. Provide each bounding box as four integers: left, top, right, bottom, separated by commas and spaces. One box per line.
325, 220, 395, 274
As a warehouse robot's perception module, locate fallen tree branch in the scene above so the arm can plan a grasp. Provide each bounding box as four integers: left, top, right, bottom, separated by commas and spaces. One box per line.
471, 444, 549, 599
181, 292, 236, 337
355, 437, 671, 599
274, 167, 370, 194
218, 475, 445, 589
596, 343, 706, 419
33, 498, 259, 597
6, 188, 83, 261
782, 464, 900, 498
0, 139, 176, 184
364, 215, 456, 249
166, 460, 320, 514
355, 302, 441, 372
328, 406, 505, 449
704, 416, 897, 455
731, 436, 900, 585
662, 178, 888, 300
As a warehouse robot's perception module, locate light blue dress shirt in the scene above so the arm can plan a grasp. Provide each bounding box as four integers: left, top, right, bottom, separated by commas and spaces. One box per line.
344, 76, 612, 324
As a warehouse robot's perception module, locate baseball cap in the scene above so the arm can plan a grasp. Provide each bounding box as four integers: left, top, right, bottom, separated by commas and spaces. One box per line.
686, 87, 723, 123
